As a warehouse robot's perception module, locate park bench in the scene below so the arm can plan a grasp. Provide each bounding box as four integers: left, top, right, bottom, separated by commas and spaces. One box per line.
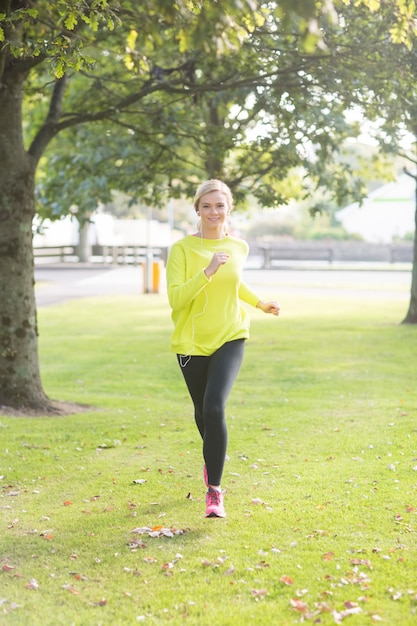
258, 243, 333, 268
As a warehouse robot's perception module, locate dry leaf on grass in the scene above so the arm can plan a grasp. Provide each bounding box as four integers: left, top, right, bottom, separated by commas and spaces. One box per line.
2, 564, 15, 572
332, 602, 362, 624
128, 538, 147, 549
280, 575, 294, 585
349, 558, 371, 568
25, 578, 39, 590
132, 526, 187, 538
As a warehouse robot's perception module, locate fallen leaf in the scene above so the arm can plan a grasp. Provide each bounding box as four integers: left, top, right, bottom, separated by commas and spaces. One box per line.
280, 575, 294, 586
132, 526, 186, 538
333, 603, 362, 624
296, 588, 309, 597
128, 538, 147, 549
350, 558, 371, 568
2, 564, 15, 572
290, 598, 309, 614
161, 562, 174, 571
25, 578, 39, 590
142, 556, 157, 564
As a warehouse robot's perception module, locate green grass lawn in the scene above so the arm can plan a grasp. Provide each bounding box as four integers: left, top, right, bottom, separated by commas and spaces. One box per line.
1, 288, 416, 625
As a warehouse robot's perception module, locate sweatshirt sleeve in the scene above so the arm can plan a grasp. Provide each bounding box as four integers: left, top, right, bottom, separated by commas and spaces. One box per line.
238, 280, 260, 307
166, 242, 210, 311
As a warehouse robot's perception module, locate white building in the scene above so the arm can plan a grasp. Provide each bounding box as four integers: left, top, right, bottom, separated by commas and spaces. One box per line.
336, 174, 415, 243
33, 214, 171, 248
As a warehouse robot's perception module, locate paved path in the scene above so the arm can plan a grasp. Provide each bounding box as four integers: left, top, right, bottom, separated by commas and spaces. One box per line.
35, 264, 145, 307
34, 262, 412, 307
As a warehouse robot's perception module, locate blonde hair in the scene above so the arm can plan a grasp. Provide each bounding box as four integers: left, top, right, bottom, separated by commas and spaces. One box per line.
193, 179, 234, 214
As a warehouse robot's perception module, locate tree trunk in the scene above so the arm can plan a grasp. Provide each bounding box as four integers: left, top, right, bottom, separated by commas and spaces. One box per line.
204, 99, 225, 179
401, 177, 417, 324
77, 219, 92, 263
0, 73, 51, 410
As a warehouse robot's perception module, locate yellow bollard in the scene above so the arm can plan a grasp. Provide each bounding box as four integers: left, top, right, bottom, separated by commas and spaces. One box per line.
152, 261, 161, 294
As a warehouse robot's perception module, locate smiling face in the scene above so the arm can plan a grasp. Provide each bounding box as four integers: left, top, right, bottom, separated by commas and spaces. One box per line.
197, 190, 230, 238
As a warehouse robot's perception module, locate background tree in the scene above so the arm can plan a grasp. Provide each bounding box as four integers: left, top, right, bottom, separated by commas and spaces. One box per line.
318, 0, 417, 323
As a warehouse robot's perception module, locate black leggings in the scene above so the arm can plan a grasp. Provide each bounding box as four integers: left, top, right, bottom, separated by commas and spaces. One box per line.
177, 339, 245, 487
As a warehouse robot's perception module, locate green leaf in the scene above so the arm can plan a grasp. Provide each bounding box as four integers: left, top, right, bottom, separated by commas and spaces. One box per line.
54, 59, 65, 79
64, 12, 78, 30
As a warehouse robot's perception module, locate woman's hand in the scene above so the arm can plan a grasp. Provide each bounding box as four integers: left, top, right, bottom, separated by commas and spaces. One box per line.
256, 300, 280, 316
204, 251, 230, 278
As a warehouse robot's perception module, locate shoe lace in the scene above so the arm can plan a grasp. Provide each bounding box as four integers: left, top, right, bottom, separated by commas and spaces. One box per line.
208, 489, 221, 505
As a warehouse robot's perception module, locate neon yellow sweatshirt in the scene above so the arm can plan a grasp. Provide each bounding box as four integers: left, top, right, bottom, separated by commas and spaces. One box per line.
166, 234, 260, 356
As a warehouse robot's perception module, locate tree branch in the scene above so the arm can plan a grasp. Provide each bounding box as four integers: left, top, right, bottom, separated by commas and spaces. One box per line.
404, 166, 417, 181
28, 75, 68, 161
44, 64, 312, 135
0, 0, 12, 81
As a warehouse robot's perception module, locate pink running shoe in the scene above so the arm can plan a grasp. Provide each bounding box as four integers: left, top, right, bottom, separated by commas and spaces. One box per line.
205, 488, 226, 518
203, 465, 208, 487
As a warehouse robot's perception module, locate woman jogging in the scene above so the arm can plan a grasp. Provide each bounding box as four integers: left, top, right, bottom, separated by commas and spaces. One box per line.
166, 179, 280, 518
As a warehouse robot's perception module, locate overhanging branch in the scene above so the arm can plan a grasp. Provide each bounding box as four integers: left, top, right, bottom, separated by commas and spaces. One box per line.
28, 76, 68, 161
